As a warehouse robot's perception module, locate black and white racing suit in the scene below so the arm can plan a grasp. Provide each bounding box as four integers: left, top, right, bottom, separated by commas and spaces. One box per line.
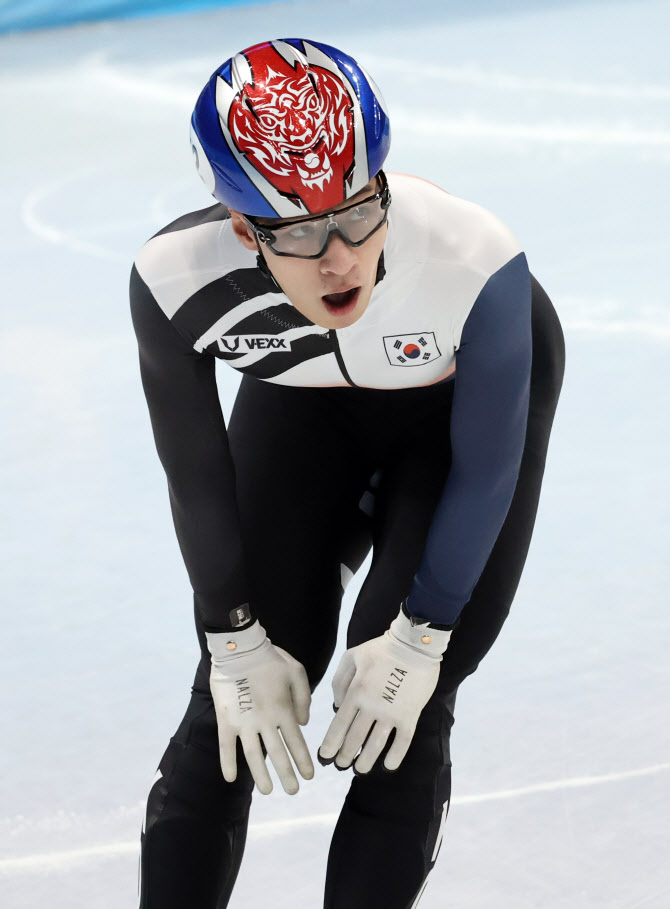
130, 173, 565, 908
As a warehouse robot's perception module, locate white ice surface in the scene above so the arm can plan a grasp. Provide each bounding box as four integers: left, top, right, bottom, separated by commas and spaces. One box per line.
1, 0, 669, 906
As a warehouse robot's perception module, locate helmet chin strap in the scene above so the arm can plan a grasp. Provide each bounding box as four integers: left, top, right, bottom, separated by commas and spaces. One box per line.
254, 238, 283, 294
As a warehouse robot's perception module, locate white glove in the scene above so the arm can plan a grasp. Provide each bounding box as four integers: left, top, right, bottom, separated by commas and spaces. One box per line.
318, 604, 453, 774
206, 621, 315, 795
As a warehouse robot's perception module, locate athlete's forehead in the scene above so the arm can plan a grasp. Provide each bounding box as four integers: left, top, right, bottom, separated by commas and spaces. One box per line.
253, 175, 379, 227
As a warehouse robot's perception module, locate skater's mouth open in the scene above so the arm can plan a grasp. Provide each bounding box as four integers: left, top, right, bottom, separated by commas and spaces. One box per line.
321, 286, 361, 316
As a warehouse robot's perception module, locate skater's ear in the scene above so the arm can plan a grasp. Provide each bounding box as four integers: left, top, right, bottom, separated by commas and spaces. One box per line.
229, 210, 257, 251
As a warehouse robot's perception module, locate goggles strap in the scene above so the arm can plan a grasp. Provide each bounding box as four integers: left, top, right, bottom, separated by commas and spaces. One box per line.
254, 238, 283, 293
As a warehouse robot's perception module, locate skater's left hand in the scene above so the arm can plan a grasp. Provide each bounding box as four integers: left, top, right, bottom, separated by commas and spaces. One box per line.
317, 604, 453, 774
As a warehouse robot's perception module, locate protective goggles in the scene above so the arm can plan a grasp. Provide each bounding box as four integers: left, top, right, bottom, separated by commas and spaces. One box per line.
243, 171, 391, 259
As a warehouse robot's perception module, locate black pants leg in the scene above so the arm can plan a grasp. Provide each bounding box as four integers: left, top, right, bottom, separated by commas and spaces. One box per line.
323, 399, 459, 909
137, 683, 253, 909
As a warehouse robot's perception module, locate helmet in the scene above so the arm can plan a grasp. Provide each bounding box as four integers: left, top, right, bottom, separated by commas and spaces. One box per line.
189, 38, 391, 218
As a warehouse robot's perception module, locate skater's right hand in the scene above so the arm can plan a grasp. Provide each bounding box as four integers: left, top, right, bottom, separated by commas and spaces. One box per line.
205, 622, 314, 795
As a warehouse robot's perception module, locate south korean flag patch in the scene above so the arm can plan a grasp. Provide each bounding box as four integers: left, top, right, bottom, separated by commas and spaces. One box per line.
383, 332, 441, 366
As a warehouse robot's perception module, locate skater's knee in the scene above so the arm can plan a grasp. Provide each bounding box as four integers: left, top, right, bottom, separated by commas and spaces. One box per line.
146, 738, 253, 832
346, 738, 452, 826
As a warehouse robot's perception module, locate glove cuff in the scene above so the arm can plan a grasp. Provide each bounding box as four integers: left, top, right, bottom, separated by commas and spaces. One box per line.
387, 603, 452, 659
205, 620, 267, 661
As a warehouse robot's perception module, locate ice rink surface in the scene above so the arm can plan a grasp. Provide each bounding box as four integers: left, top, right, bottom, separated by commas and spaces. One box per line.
1, 0, 669, 905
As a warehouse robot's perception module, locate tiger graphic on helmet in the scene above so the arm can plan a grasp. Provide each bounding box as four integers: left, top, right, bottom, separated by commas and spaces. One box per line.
190, 39, 391, 218
228, 47, 355, 211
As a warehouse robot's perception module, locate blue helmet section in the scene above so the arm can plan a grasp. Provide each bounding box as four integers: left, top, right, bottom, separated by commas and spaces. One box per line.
190, 38, 391, 217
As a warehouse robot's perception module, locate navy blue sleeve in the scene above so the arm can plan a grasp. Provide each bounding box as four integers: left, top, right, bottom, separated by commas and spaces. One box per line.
406, 252, 533, 625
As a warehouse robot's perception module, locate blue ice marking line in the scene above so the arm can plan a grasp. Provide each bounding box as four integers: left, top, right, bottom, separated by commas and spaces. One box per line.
0, 1, 278, 36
